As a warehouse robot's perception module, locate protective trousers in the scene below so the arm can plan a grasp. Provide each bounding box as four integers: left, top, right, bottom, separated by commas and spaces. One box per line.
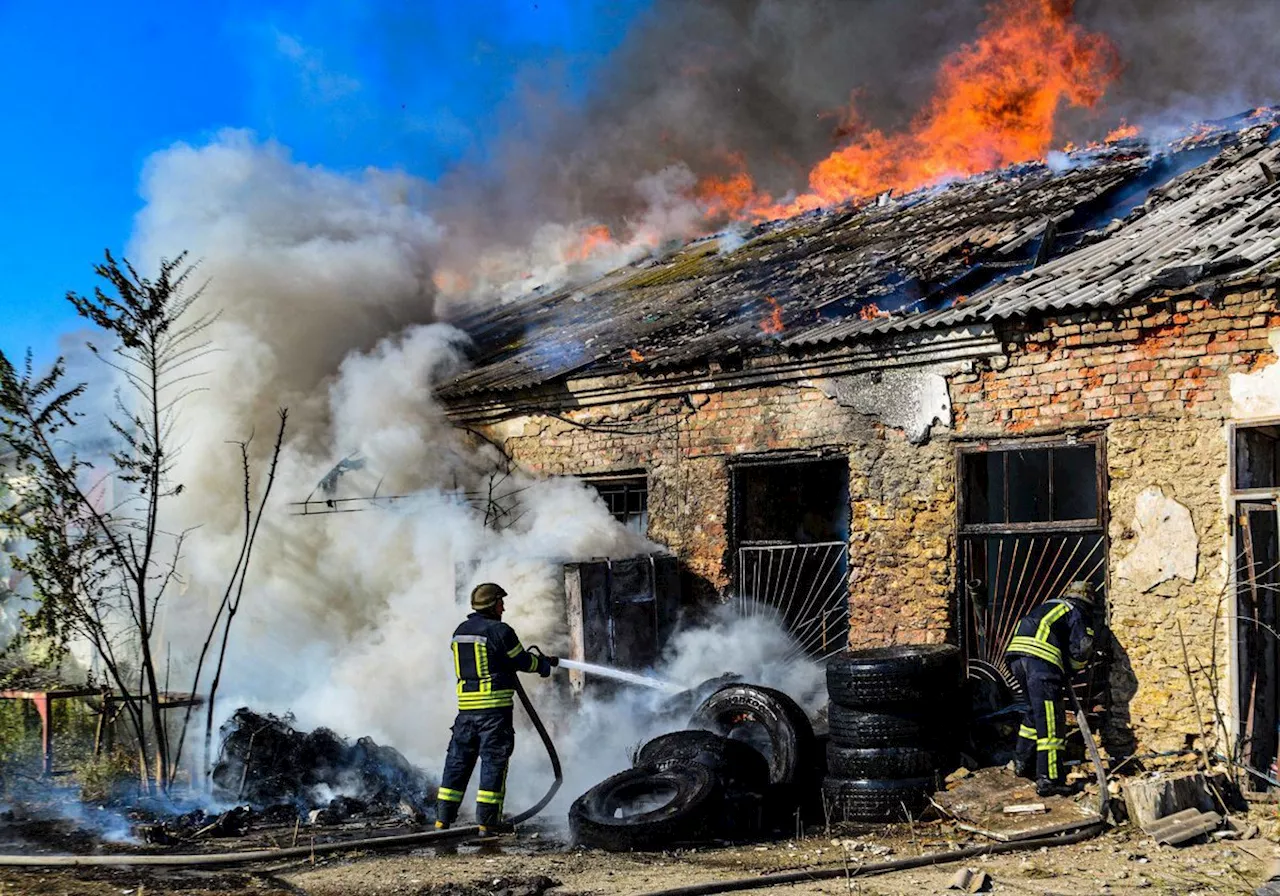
435, 707, 515, 827
1009, 656, 1067, 782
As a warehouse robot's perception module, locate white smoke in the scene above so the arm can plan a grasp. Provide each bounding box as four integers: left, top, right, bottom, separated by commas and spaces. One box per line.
122, 131, 802, 818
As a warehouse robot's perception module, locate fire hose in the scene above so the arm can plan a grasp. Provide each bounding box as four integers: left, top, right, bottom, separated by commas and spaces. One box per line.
0, 676, 563, 868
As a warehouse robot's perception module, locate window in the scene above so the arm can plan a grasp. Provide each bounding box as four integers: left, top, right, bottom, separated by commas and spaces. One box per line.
587, 474, 649, 535
1234, 424, 1280, 492
961, 443, 1100, 528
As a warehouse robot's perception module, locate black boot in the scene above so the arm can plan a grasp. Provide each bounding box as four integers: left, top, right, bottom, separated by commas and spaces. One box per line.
1013, 758, 1034, 780
1035, 777, 1076, 798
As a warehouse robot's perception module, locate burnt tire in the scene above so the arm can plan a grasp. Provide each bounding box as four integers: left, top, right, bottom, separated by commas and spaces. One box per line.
821, 776, 936, 822
635, 731, 771, 795
826, 703, 940, 748
826, 645, 963, 709
569, 764, 721, 852
689, 685, 816, 787
825, 744, 944, 779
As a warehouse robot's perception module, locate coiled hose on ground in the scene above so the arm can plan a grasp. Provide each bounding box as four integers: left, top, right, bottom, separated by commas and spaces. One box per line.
0, 679, 562, 868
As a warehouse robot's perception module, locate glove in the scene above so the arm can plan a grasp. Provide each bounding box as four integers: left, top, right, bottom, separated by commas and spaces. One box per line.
537, 658, 552, 678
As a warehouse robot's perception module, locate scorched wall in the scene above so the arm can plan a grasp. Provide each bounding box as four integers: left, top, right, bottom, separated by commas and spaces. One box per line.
453, 283, 1280, 754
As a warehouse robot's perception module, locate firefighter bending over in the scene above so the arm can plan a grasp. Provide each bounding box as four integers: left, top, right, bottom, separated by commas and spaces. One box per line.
435, 583, 557, 834
1004, 580, 1096, 798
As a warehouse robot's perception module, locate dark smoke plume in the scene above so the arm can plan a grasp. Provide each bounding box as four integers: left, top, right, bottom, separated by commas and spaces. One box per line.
429, 0, 1280, 257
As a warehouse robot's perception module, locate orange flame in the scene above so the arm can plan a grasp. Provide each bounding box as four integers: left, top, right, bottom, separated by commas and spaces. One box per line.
858, 303, 889, 320
629, 349, 645, 363
565, 224, 614, 262
1104, 120, 1140, 142
699, 0, 1121, 221
760, 297, 784, 335
694, 153, 760, 220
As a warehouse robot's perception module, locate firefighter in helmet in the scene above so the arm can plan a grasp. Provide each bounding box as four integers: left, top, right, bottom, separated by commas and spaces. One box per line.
435, 583, 558, 834
1005, 580, 1096, 797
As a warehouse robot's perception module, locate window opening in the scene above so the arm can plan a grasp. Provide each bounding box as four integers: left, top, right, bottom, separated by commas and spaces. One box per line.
1235, 424, 1280, 491
587, 474, 649, 536
730, 456, 850, 660
957, 440, 1107, 707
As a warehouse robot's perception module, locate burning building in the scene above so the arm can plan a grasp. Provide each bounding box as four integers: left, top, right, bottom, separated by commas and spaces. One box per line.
436, 112, 1280, 762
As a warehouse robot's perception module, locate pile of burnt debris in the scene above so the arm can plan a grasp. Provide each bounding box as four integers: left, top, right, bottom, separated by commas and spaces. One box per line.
136, 709, 436, 844
211, 708, 435, 818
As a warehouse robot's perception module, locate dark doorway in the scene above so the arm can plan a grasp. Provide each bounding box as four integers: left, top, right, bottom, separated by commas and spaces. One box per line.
1232, 423, 1280, 782
1237, 501, 1280, 778
730, 455, 851, 660
956, 438, 1108, 704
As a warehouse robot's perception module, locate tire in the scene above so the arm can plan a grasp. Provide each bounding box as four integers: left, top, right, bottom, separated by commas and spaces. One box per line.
825, 744, 944, 779
826, 645, 963, 709
821, 776, 936, 822
826, 703, 941, 748
688, 685, 817, 787
635, 731, 771, 795
569, 764, 721, 851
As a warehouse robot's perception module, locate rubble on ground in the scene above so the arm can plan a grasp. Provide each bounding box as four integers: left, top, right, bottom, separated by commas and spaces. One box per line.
211, 708, 436, 818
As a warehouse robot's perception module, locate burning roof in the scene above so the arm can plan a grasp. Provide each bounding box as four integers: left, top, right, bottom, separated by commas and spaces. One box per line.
439, 111, 1280, 402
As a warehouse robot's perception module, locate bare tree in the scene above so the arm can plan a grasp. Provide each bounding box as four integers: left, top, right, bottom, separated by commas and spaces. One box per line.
0, 251, 284, 793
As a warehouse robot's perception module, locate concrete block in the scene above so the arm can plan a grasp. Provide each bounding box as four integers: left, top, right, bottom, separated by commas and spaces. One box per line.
1122, 771, 1216, 831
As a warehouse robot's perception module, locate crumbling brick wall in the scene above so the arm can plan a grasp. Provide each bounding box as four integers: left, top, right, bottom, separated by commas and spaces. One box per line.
949, 286, 1280, 753
458, 284, 1280, 753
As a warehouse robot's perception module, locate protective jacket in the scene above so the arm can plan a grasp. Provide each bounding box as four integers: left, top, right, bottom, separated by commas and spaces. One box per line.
1005, 598, 1094, 673
451, 611, 551, 711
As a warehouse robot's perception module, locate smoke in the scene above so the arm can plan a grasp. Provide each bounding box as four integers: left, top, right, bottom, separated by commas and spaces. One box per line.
30, 0, 1271, 823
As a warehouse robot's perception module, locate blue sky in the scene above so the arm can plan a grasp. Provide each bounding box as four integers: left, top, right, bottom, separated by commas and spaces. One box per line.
0, 0, 646, 363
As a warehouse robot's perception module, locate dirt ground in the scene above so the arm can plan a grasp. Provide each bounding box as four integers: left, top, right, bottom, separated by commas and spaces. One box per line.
0, 814, 1275, 896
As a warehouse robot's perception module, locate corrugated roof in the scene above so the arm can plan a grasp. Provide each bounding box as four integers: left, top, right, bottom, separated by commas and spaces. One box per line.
439, 112, 1280, 401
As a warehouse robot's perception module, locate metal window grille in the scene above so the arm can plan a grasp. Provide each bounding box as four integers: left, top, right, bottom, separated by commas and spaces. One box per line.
956, 439, 1108, 696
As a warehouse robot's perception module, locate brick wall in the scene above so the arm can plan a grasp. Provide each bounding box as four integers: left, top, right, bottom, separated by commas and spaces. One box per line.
462, 285, 1280, 752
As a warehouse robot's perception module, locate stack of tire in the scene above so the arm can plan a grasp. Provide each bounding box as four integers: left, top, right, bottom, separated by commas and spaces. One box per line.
823, 644, 963, 822
569, 684, 817, 850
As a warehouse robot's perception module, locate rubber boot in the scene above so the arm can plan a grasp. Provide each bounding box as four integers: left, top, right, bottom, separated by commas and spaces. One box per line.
1035, 777, 1076, 798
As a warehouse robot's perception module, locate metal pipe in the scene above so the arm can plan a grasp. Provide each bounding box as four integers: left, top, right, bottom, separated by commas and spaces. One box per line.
633, 825, 1105, 896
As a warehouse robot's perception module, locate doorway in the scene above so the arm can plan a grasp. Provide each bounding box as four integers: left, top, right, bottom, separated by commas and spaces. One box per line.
1232, 422, 1280, 779
956, 437, 1108, 700
730, 455, 851, 660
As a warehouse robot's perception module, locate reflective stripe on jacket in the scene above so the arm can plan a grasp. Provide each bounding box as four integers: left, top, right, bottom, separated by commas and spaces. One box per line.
1005, 598, 1094, 672
451, 612, 548, 710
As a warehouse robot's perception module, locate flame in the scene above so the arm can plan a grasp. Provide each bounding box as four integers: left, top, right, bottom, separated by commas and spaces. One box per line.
695, 153, 761, 220
629, 349, 645, 363
565, 224, 614, 262
700, 0, 1121, 221
858, 303, 889, 320
1104, 120, 1140, 142
759, 297, 784, 335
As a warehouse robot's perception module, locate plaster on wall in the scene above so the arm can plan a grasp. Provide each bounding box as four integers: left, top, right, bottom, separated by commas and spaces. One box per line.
1230, 329, 1280, 419
1115, 486, 1198, 593
817, 366, 959, 444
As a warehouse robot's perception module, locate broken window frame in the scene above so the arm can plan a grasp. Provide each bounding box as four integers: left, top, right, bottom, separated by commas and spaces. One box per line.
1230, 420, 1280, 496
956, 435, 1107, 535
583, 470, 649, 535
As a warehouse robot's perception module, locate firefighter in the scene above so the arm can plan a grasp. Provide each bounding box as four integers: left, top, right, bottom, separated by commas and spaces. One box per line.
1005, 580, 1096, 798
434, 583, 557, 834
